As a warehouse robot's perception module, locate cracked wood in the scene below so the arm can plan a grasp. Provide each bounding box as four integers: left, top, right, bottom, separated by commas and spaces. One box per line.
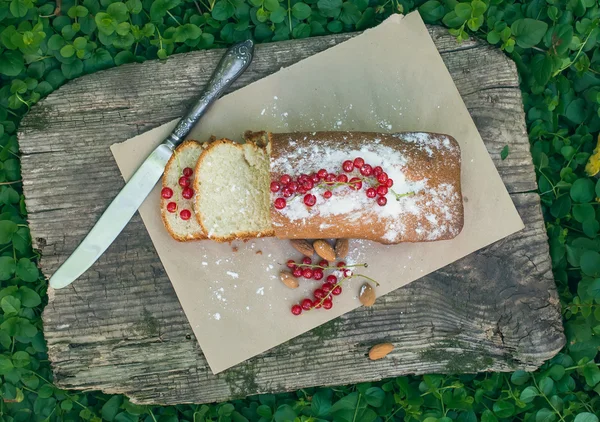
19, 27, 564, 405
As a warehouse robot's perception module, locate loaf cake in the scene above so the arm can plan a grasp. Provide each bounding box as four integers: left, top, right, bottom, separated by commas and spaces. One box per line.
160, 140, 207, 241
161, 131, 464, 244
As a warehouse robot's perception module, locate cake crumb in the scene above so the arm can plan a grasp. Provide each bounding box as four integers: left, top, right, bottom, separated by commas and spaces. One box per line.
232, 246, 238, 252
256, 250, 263, 255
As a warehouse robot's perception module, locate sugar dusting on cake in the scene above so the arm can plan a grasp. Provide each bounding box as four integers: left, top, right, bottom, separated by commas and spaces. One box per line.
271, 133, 461, 243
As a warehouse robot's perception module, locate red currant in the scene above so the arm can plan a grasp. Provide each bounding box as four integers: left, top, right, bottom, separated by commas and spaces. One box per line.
302, 180, 314, 190
274, 198, 286, 209
386, 178, 393, 188
302, 257, 312, 265
297, 187, 308, 195
354, 157, 365, 168
304, 194, 317, 207
377, 185, 388, 196
373, 166, 383, 176
377, 173, 388, 184
360, 164, 373, 176
183, 167, 193, 177
167, 202, 177, 213
322, 299, 333, 310
325, 173, 337, 184
180, 209, 191, 220
311, 173, 320, 183
326, 275, 337, 284
291, 304, 302, 315
317, 169, 328, 179
322, 282, 333, 293
182, 187, 194, 199
280, 174, 291, 184
293, 268, 303, 277
377, 196, 387, 206
332, 286, 342, 295
303, 268, 314, 278
344, 269, 353, 277
161, 187, 173, 199
313, 269, 324, 280
323, 190, 332, 199
301, 298, 313, 310
313, 300, 322, 309
337, 174, 348, 183
298, 174, 309, 183
282, 187, 293, 198
178, 177, 190, 187
288, 182, 299, 192
313, 289, 325, 299
349, 177, 362, 190
287, 259, 296, 269
366, 188, 377, 198
270, 181, 281, 192
342, 160, 354, 172
318, 259, 329, 267
337, 261, 346, 268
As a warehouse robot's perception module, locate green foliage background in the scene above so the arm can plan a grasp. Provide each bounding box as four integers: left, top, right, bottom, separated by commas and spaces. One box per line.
1, 0, 600, 420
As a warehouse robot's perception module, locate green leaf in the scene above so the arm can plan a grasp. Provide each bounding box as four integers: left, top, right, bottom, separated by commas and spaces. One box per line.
500, 145, 509, 160
0, 51, 25, 76
95, 12, 117, 35
16, 258, 38, 282
581, 250, 600, 277
549, 364, 566, 381
270, 6, 286, 23
364, 387, 384, 407
511, 18, 548, 48
212, 1, 235, 20
60, 44, 76, 58
0, 355, 14, 374
574, 413, 599, 422
62, 59, 84, 79
539, 377, 554, 395
520, 386, 539, 403
493, 401, 515, 418
292, 2, 311, 19
573, 204, 595, 223
455, 3, 472, 20
18, 286, 41, 307
264, 0, 279, 12
550, 195, 571, 218
0, 220, 18, 244
37, 383, 55, 398
1, 295, 21, 315
536, 408, 557, 422
481, 410, 498, 422
419, 0, 445, 23
582, 362, 600, 387
150, 0, 181, 21
570, 178, 595, 203
565, 98, 587, 124
174, 24, 201, 43
318, 0, 342, 17
510, 370, 530, 385
102, 395, 123, 421
107, 2, 129, 22
292, 22, 311, 38
9, 0, 28, 18
12, 350, 30, 368
0, 256, 16, 280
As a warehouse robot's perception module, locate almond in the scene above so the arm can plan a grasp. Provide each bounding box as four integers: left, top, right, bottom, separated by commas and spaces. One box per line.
290, 239, 314, 257
335, 238, 349, 259
279, 271, 299, 289
359, 283, 376, 306
368, 343, 394, 360
313, 240, 336, 261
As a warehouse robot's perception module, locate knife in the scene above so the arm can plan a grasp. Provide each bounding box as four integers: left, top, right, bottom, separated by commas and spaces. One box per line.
49, 40, 255, 289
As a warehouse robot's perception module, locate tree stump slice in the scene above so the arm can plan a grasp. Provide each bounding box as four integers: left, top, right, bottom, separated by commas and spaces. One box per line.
19, 26, 564, 405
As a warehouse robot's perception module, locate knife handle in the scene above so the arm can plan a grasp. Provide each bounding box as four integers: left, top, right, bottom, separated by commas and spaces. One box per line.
163, 39, 255, 149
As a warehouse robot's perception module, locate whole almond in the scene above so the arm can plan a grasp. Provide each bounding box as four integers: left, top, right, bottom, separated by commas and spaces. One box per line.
335, 238, 349, 259
313, 240, 336, 261
279, 271, 299, 289
359, 283, 376, 306
368, 343, 394, 360
290, 239, 314, 257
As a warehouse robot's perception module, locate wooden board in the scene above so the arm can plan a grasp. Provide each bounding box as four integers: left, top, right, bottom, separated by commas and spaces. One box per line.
19, 27, 565, 405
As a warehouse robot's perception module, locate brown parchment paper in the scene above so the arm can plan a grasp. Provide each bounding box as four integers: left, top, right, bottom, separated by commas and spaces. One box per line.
110, 11, 525, 374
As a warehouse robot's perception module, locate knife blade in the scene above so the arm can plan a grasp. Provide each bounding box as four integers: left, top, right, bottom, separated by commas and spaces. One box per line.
49, 40, 255, 289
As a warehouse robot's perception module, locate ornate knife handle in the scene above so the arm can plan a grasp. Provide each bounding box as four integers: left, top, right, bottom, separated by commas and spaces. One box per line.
163, 39, 255, 149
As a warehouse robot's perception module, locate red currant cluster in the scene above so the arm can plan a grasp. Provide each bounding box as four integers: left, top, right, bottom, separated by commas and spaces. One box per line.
271, 157, 394, 210
287, 258, 365, 316
161, 167, 194, 221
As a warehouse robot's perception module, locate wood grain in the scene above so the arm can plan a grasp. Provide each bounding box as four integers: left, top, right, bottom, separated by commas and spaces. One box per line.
19, 26, 563, 405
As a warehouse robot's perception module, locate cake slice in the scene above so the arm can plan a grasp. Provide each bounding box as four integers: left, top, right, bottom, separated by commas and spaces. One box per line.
193, 139, 274, 241
160, 140, 207, 241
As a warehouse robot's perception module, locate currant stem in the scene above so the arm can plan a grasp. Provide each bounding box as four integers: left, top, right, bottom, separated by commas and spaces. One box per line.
295, 263, 368, 270
390, 189, 415, 200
